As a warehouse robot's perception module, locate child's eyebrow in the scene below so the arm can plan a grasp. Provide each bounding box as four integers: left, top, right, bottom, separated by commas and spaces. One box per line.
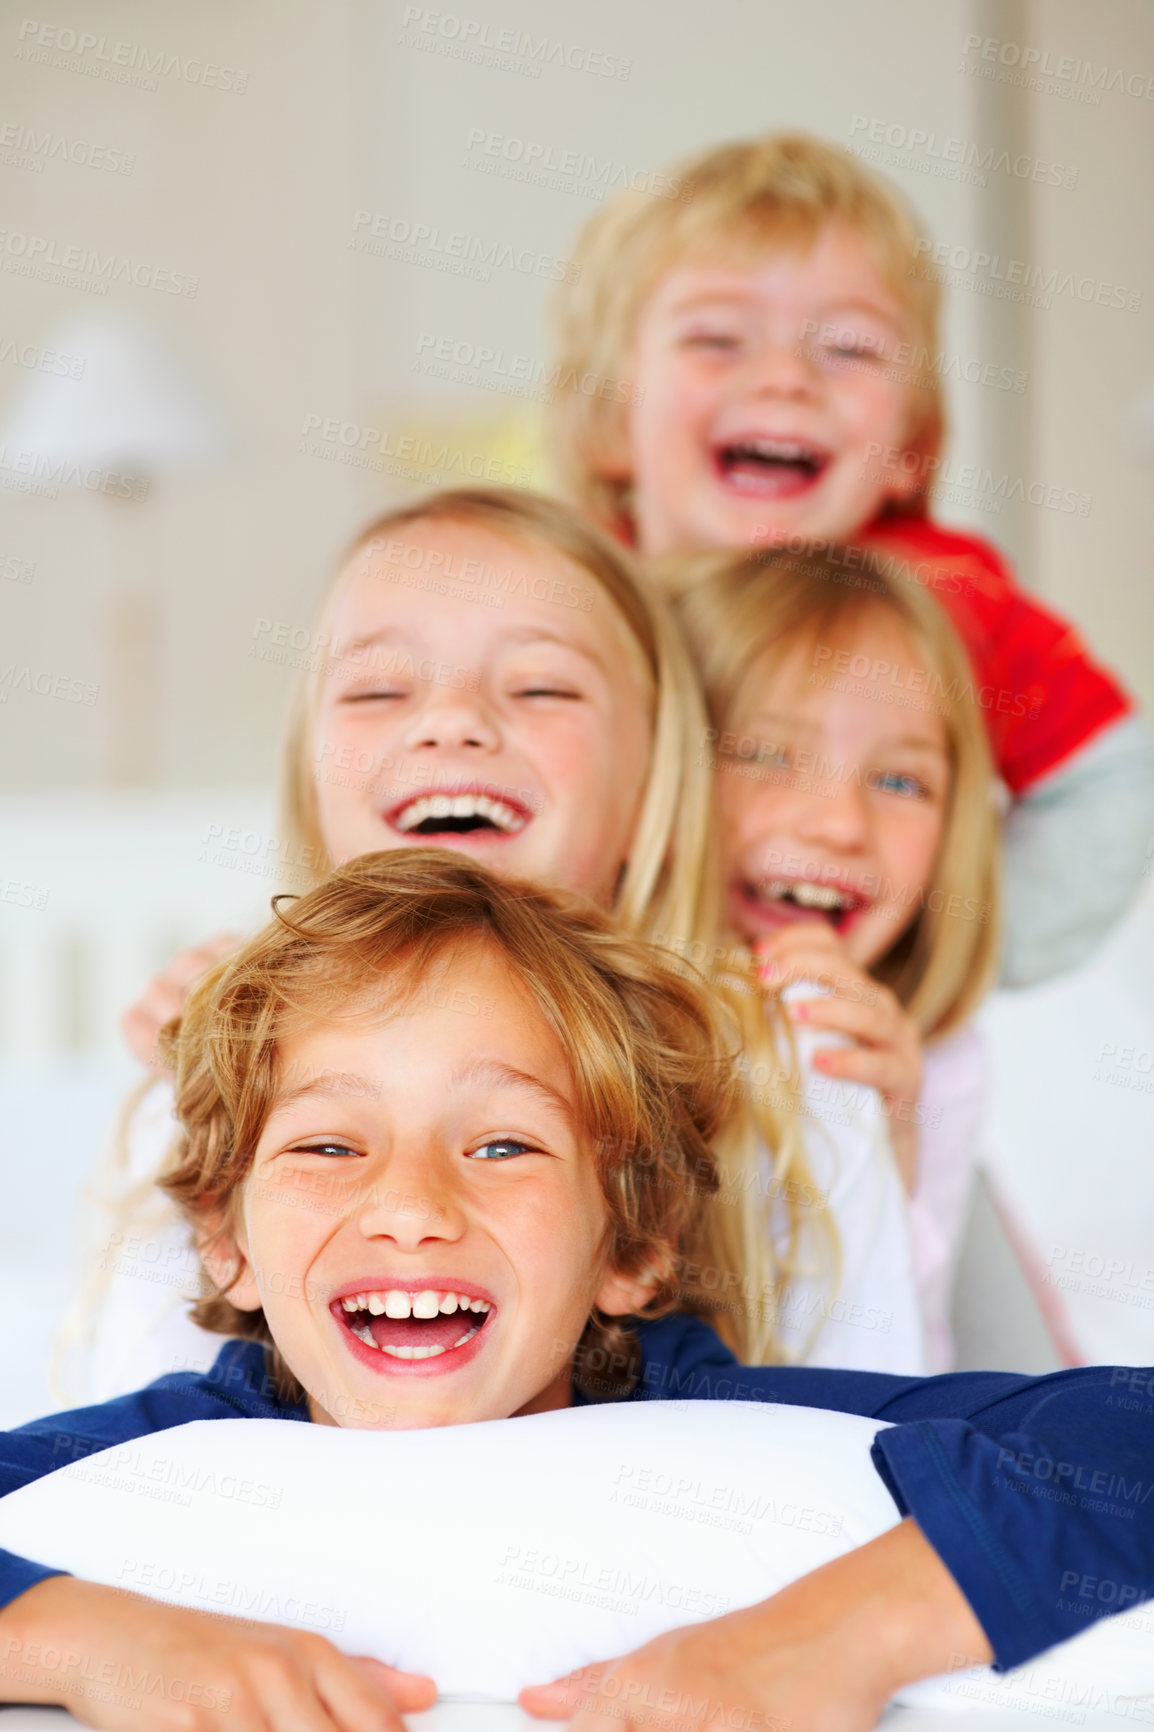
337, 624, 608, 673
880, 736, 949, 757
497, 626, 608, 667
268, 1072, 379, 1112
736, 708, 819, 736
665, 287, 758, 314
451, 1057, 576, 1123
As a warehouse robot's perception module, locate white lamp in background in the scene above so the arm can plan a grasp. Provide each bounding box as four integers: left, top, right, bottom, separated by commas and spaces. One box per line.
0, 315, 221, 783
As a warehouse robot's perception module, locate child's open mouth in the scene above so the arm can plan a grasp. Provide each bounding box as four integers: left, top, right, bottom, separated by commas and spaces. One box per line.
713, 436, 830, 501
333, 1287, 494, 1362
737, 876, 865, 934
386, 791, 528, 839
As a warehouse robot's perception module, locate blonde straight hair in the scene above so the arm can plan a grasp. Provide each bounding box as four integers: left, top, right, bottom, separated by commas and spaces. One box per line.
669, 544, 1002, 1040
549, 131, 943, 538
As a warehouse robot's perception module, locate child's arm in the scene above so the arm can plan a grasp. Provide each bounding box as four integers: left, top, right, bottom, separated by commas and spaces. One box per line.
521, 1517, 989, 1732
636, 1317, 1154, 1671
0, 1576, 434, 1729
0, 1351, 436, 1725
529, 1344, 1154, 1728
1001, 714, 1154, 985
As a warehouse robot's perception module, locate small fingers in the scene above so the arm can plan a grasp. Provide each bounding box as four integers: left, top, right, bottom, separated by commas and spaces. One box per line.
520, 1664, 605, 1719
353, 1661, 436, 1714
242, 1656, 337, 1732
121, 934, 241, 1068
788, 994, 893, 1042
120, 986, 184, 1069
811, 1044, 904, 1095
754, 925, 843, 967
163, 933, 241, 990
313, 1652, 417, 1732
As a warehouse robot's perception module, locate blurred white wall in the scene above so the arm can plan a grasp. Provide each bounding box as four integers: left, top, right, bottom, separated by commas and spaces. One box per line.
4, 0, 1149, 794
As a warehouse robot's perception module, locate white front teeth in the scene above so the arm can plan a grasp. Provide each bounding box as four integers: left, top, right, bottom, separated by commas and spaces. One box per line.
733, 437, 816, 462
392, 792, 525, 834
338, 1288, 491, 1340
761, 880, 850, 911
790, 881, 848, 910
378, 1326, 481, 1361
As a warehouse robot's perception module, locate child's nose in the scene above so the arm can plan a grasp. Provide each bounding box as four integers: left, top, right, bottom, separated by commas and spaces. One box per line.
354, 1152, 465, 1248
792, 770, 870, 849
744, 337, 819, 399
402, 687, 499, 753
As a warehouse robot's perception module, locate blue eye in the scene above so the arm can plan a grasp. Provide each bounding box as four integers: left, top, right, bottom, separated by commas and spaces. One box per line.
467, 1139, 532, 1161
868, 771, 928, 798
292, 1141, 361, 1159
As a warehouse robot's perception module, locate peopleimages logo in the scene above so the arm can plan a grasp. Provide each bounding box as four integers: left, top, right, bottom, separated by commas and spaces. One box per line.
910, 239, 1141, 313
398, 8, 632, 80
962, 33, 1154, 101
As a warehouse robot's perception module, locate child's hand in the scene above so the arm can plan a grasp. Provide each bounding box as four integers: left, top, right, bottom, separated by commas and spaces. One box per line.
121, 932, 241, 1071
0, 1576, 436, 1731
520, 1519, 992, 1732
754, 925, 923, 1190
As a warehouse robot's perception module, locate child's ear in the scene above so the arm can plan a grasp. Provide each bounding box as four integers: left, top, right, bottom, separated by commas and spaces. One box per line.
594, 1259, 664, 1318
595, 372, 638, 482
196, 1212, 263, 1313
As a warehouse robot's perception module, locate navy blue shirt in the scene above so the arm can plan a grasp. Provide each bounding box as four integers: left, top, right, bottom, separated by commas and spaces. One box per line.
3, 1315, 1153, 1674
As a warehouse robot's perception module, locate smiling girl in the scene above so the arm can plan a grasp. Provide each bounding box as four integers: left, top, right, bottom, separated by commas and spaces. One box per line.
672, 542, 1000, 1368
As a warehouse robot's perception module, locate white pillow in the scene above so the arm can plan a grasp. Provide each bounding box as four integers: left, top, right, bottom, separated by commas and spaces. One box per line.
0, 1400, 1149, 1716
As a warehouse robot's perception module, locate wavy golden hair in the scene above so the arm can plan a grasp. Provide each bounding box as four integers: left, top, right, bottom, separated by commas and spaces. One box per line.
550, 131, 943, 538
669, 543, 1002, 1039
159, 850, 739, 1402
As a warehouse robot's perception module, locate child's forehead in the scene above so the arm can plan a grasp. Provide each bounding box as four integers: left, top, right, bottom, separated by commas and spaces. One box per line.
268, 942, 573, 1083
739, 606, 926, 703
325, 519, 655, 696
737, 616, 948, 748
644, 218, 909, 312
343, 518, 583, 595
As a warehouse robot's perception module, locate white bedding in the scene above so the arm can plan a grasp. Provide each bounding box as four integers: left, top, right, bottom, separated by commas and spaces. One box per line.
0, 1401, 1151, 1719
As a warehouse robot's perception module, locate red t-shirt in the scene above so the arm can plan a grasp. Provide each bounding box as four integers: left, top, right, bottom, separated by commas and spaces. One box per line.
858, 516, 1132, 794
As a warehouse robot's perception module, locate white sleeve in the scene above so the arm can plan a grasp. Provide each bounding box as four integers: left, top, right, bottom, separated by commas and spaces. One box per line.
770, 987, 927, 1375
83, 1077, 228, 1402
